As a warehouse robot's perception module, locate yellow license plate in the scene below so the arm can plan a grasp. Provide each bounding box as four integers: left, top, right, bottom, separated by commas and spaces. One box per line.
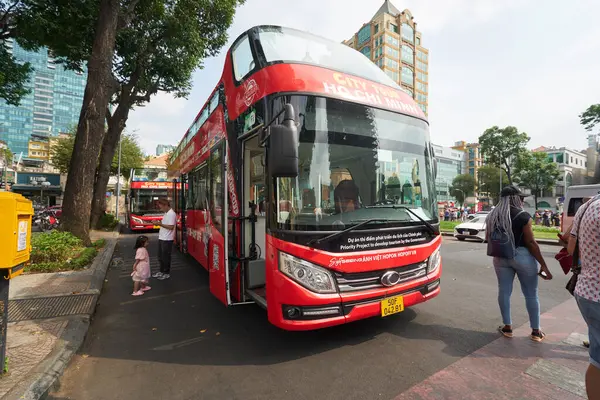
381, 295, 404, 317
153, 225, 160, 229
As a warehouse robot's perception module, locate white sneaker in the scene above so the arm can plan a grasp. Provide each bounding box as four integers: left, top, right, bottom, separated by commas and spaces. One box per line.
158, 274, 170, 280
152, 272, 163, 278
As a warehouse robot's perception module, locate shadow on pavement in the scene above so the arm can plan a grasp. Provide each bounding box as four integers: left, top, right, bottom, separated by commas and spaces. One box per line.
75, 234, 503, 368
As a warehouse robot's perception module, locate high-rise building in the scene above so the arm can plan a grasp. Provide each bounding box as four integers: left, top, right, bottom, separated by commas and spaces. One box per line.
452, 141, 483, 180
344, 0, 429, 115
432, 144, 466, 203
0, 39, 86, 157
156, 144, 175, 156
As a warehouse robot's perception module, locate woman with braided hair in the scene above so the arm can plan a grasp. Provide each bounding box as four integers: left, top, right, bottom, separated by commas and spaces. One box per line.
487, 186, 553, 342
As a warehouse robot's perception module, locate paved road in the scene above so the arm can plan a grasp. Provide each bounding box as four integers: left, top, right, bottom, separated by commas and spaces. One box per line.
49, 235, 572, 400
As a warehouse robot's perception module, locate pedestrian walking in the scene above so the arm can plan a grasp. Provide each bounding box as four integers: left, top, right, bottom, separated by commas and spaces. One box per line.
568, 195, 600, 400
153, 198, 176, 280
486, 186, 552, 342
131, 235, 151, 296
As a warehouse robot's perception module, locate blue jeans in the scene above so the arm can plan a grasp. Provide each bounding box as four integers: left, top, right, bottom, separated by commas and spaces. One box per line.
576, 295, 600, 369
493, 247, 540, 330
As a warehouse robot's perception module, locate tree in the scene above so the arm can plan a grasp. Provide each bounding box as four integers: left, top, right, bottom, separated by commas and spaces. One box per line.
50, 131, 144, 179
89, 0, 243, 228
580, 104, 600, 134
449, 174, 475, 206
514, 151, 560, 210
16, 0, 243, 242
1, 146, 13, 166
385, 174, 401, 199
0, 1, 32, 105
478, 126, 530, 184
477, 165, 510, 203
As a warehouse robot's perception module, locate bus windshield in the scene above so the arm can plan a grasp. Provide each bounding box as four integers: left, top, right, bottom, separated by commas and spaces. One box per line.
130, 189, 169, 215
257, 26, 399, 88
270, 95, 436, 232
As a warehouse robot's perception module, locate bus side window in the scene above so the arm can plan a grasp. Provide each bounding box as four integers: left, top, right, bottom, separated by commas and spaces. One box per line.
568, 198, 583, 216
196, 165, 208, 210
209, 145, 224, 234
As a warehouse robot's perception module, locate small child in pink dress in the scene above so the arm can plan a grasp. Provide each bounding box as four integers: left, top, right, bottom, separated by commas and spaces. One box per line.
132, 236, 151, 296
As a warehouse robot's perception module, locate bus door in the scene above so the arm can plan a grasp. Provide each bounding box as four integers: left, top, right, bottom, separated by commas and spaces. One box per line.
176, 178, 187, 253
207, 141, 231, 305
239, 135, 266, 307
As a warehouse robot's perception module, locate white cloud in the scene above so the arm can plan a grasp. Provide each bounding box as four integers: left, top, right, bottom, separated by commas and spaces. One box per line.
128, 0, 600, 155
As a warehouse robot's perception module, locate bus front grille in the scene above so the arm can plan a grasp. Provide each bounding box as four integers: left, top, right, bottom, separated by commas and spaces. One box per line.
334, 262, 428, 292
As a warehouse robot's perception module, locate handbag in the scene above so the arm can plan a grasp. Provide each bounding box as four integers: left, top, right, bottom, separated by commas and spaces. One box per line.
565, 200, 596, 296
487, 210, 525, 259
555, 248, 573, 275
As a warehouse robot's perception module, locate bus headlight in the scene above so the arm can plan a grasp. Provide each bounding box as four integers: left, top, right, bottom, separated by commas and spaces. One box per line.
279, 252, 337, 294
131, 216, 144, 225
427, 248, 441, 274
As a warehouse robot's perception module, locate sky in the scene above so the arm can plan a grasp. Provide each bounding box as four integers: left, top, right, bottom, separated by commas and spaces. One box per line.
127, 0, 600, 156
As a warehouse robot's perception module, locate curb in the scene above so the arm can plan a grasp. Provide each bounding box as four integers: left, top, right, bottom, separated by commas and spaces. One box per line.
6, 227, 120, 400
440, 231, 561, 247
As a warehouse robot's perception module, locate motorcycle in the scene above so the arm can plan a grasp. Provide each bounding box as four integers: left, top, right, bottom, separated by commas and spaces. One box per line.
36, 209, 60, 232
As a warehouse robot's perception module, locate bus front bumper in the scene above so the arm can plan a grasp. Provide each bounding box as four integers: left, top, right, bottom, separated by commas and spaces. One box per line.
269, 271, 441, 331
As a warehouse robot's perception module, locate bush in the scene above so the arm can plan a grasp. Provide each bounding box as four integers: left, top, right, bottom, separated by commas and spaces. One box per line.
98, 213, 118, 230
30, 231, 83, 264
440, 221, 460, 231
27, 231, 101, 273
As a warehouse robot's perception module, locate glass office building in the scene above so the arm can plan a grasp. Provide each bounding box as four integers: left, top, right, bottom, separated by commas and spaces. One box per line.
432, 144, 465, 203
0, 39, 86, 157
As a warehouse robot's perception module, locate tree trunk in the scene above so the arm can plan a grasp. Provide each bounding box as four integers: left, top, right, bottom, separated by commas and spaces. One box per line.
60, 0, 120, 245
90, 103, 130, 229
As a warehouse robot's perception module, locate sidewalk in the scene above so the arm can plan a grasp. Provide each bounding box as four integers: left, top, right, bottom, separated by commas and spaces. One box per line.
0, 229, 119, 400
395, 297, 590, 400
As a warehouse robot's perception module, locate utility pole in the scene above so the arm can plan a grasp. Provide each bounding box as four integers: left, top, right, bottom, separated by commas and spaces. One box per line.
115, 137, 122, 219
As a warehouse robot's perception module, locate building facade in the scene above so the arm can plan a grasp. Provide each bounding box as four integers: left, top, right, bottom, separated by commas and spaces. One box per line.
0, 39, 86, 157
532, 146, 590, 210
156, 144, 175, 156
452, 141, 483, 180
344, 0, 429, 115
432, 144, 466, 203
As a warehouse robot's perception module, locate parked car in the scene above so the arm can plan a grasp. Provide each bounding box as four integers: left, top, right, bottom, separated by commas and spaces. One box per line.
467, 211, 490, 220
454, 215, 487, 242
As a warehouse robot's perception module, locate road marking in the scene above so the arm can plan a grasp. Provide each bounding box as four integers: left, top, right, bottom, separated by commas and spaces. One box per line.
151, 336, 206, 351
120, 288, 201, 305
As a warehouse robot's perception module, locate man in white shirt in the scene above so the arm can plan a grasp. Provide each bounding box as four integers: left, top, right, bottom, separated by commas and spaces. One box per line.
153, 199, 176, 280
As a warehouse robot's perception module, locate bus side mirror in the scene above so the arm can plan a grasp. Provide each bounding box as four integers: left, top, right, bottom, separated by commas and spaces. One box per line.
267, 104, 298, 178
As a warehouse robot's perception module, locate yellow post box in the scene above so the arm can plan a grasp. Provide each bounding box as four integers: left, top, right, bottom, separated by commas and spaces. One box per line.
0, 192, 34, 277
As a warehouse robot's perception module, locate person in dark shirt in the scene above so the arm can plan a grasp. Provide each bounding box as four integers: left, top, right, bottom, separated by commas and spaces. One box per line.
486, 185, 553, 342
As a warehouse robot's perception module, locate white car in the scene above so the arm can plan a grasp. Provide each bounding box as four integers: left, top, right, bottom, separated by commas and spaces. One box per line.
454, 215, 487, 242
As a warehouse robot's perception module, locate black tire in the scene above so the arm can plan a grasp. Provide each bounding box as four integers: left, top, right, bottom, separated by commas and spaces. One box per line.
456, 237, 465, 241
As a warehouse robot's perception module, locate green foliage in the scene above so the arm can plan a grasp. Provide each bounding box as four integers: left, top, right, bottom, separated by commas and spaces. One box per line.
4, 357, 8, 374
449, 174, 475, 205
97, 213, 118, 230
0, 46, 32, 106
28, 231, 100, 273
0, 0, 33, 106
50, 130, 143, 177
49, 133, 75, 173
514, 151, 560, 205
580, 104, 600, 133
477, 165, 510, 202
479, 126, 530, 183
1, 146, 13, 165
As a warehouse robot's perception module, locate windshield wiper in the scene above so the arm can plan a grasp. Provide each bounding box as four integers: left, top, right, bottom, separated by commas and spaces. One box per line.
307, 219, 391, 247
365, 205, 438, 235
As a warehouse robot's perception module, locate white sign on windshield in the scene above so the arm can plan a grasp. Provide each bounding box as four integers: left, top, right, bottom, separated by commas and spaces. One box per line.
377, 149, 393, 162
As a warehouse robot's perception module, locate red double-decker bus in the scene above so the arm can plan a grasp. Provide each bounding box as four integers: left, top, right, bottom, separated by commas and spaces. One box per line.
168, 26, 442, 330
126, 168, 174, 231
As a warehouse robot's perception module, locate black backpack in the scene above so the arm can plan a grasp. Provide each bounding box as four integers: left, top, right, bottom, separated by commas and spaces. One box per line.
486, 210, 525, 259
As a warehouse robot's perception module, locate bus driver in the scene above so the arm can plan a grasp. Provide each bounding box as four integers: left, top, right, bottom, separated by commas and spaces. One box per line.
334, 180, 361, 214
